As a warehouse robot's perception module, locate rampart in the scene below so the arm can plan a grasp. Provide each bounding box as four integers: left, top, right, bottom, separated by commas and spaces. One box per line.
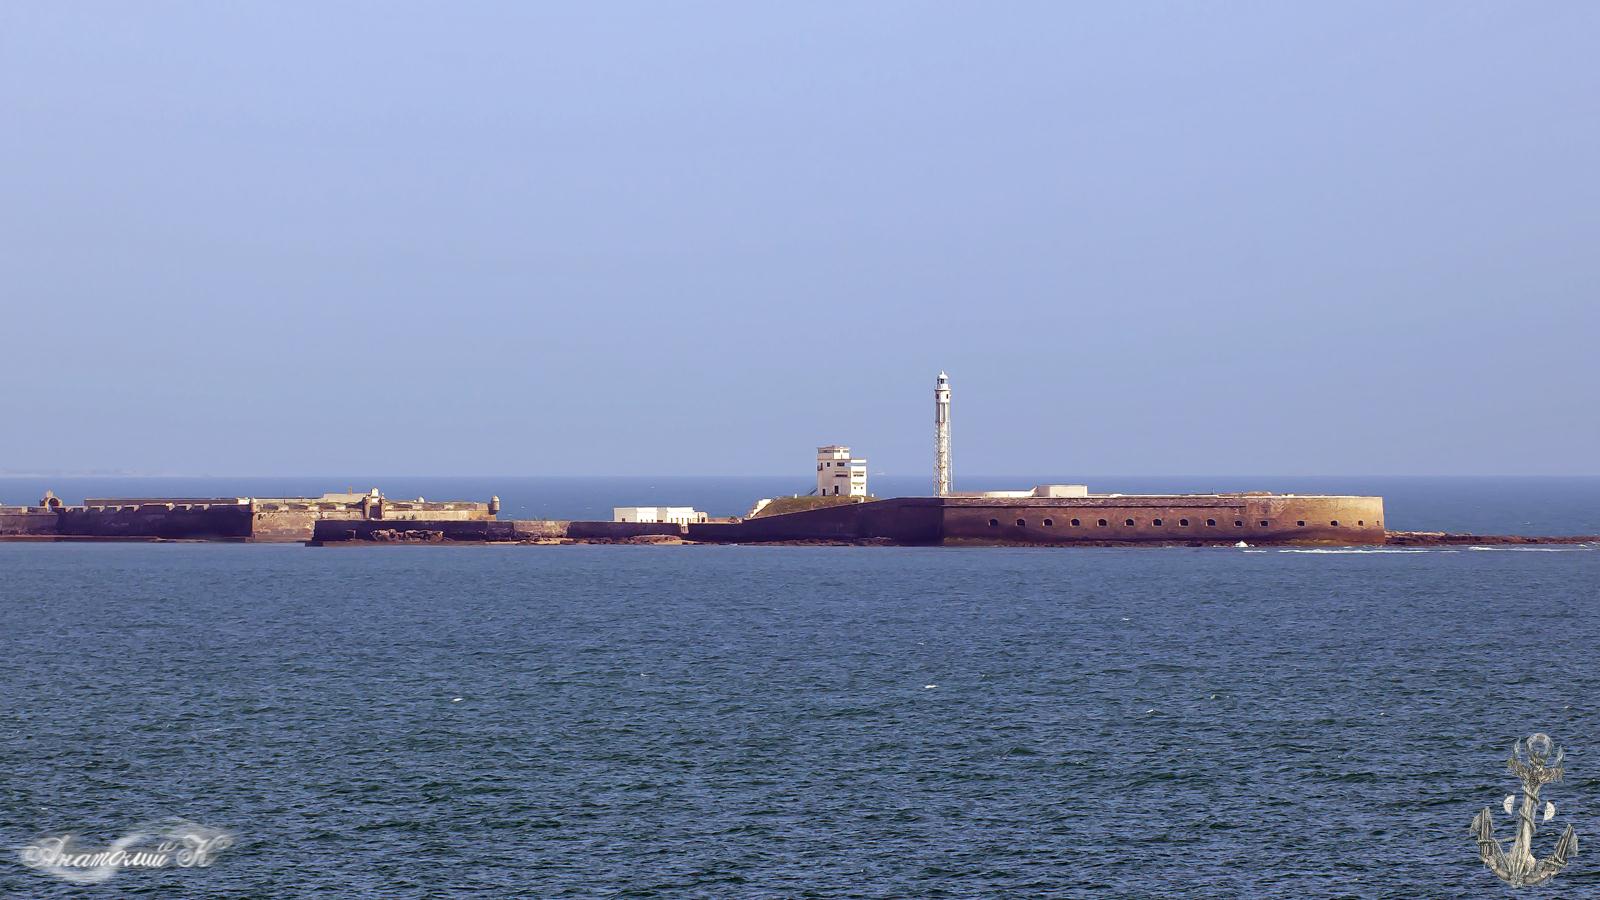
2, 490, 494, 541
690, 498, 945, 544
685, 494, 1386, 545
5, 489, 1392, 547
58, 502, 254, 539
0, 507, 64, 537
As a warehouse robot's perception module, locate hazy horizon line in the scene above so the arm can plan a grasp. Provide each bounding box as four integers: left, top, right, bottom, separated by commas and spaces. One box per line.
2, 472, 1598, 480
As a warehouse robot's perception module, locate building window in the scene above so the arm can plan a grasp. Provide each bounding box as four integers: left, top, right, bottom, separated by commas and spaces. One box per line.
1043, 518, 1053, 527
1097, 519, 1107, 527
1234, 519, 1243, 527
1330, 520, 1339, 527
1259, 520, 1269, 527
1206, 518, 1216, 526
1296, 520, 1306, 527
1071, 518, 1081, 527
1179, 519, 1188, 527
989, 518, 998, 527
1124, 518, 1135, 526
1152, 518, 1163, 526
1358, 520, 1364, 526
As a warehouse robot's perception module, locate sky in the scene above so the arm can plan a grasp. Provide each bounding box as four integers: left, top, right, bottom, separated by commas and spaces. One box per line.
2, 2, 1597, 477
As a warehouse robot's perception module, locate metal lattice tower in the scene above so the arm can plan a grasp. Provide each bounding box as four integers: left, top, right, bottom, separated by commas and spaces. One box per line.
935, 371, 951, 496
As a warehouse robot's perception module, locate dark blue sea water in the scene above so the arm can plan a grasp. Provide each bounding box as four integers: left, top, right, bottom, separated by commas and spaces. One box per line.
3, 478, 1599, 896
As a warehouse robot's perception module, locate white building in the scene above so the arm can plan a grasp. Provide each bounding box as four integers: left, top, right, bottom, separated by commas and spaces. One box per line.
816, 445, 868, 497
947, 484, 1089, 499
613, 506, 708, 524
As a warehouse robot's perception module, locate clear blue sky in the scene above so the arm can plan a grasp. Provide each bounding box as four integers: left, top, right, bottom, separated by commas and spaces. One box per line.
3, 3, 1596, 476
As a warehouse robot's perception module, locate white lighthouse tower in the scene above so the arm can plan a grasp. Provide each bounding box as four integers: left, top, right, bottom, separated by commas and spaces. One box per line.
935, 371, 951, 496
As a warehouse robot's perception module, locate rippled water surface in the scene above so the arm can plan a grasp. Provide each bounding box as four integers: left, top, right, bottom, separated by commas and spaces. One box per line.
3, 540, 1598, 897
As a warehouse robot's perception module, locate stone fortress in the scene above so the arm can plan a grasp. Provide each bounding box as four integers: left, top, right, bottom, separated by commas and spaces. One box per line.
0, 372, 1450, 547
438, 372, 1386, 546
0, 489, 495, 542
687, 372, 1386, 546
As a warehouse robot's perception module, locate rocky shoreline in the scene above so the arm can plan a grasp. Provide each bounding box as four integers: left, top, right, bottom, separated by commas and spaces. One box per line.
1383, 531, 1598, 546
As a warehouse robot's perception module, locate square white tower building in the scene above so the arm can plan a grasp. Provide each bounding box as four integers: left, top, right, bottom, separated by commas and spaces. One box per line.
816, 446, 868, 497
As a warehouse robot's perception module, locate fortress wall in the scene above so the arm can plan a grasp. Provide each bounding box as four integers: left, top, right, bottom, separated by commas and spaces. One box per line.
378, 503, 492, 522
7, 492, 497, 542
942, 496, 1385, 544
0, 509, 60, 536
687, 499, 944, 544
688, 496, 1385, 545
56, 504, 253, 539
1240, 496, 1385, 543
943, 497, 1249, 544
250, 509, 364, 542
253, 502, 489, 541
250, 511, 316, 542
855, 499, 945, 543
512, 520, 571, 539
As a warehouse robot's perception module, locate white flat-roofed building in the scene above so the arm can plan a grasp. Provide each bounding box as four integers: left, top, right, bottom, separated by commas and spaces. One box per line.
816, 445, 868, 497
948, 484, 1090, 499
612, 506, 708, 525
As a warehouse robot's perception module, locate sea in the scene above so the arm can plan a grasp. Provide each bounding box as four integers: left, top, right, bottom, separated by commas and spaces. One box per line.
2, 476, 1598, 897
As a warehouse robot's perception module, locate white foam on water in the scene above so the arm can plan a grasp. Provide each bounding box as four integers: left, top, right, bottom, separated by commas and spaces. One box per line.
1276, 548, 1444, 554
1468, 546, 1592, 552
